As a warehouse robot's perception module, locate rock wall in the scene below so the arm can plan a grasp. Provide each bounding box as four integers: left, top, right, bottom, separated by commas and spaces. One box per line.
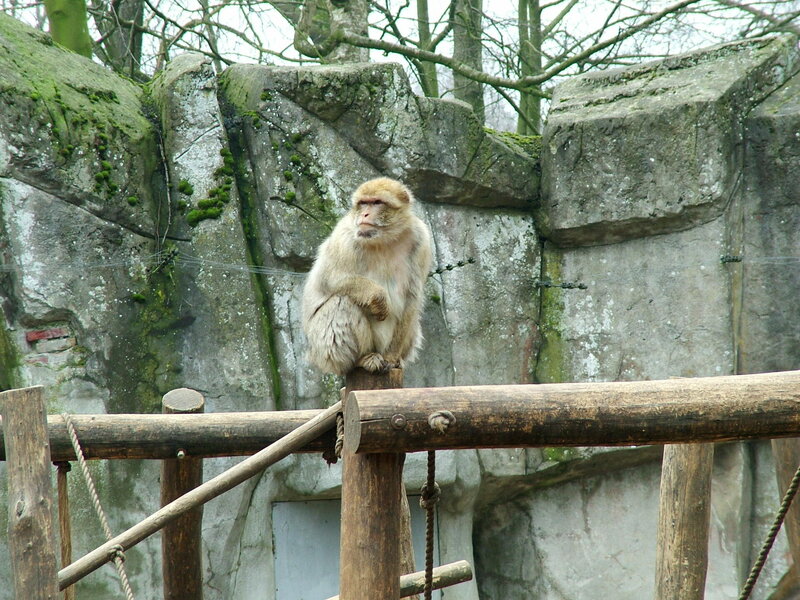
0, 11, 799, 599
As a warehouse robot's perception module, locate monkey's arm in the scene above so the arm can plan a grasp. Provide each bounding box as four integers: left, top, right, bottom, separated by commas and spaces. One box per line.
329, 276, 389, 321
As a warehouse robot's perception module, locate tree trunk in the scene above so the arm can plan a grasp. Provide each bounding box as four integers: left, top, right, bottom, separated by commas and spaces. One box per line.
90, 0, 145, 79
416, 0, 439, 97
517, 0, 542, 134
451, 0, 484, 122
44, 0, 93, 58
287, 0, 369, 63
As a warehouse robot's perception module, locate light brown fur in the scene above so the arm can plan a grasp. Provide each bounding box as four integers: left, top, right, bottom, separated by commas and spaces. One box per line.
302, 177, 432, 375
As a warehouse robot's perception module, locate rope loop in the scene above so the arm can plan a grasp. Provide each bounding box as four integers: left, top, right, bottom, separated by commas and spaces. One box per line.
324, 413, 345, 465
109, 544, 126, 562
419, 481, 441, 510
428, 410, 455, 434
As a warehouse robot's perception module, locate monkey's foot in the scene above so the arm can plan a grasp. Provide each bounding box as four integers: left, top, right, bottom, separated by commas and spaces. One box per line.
357, 353, 390, 373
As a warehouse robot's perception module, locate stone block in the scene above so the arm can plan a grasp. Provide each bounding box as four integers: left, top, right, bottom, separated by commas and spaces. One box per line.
540, 36, 799, 246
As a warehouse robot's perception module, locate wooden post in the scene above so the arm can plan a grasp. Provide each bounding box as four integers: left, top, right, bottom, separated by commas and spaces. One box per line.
56, 462, 75, 600
654, 443, 714, 600
1, 386, 60, 599
771, 438, 800, 584
340, 368, 405, 600
161, 389, 205, 600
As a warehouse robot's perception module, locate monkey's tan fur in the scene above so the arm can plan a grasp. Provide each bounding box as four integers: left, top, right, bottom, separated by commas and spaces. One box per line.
302, 177, 432, 375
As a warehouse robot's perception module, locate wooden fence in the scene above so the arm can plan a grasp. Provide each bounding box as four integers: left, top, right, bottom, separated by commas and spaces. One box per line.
2, 369, 800, 599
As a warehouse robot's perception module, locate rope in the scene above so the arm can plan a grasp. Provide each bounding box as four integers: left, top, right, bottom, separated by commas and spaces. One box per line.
738, 459, 800, 600
324, 413, 345, 465
420, 451, 439, 600
62, 414, 136, 600
336, 413, 344, 459
418, 411, 453, 600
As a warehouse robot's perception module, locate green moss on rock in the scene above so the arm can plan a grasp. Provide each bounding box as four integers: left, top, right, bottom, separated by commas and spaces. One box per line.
535, 250, 568, 384
0, 324, 20, 392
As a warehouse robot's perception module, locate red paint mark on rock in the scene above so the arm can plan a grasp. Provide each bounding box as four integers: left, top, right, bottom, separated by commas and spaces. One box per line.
26, 327, 70, 343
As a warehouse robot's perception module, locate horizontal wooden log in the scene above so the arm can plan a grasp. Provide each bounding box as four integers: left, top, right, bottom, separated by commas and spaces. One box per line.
344, 371, 800, 454
0, 410, 332, 461
58, 401, 341, 590
325, 560, 474, 600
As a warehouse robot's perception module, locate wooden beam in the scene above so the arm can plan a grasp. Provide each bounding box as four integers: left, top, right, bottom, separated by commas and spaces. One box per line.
654, 443, 714, 600
340, 368, 405, 600
161, 389, 205, 600
0, 409, 332, 461
58, 401, 341, 590
326, 560, 474, 600
344, 371, 800, 454
1, 386, 60, 599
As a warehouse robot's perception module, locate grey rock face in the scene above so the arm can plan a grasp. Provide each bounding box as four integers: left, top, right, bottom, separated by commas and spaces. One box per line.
540, 36, 799, 247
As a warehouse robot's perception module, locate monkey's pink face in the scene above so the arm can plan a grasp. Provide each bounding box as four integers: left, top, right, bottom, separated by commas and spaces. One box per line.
355, 197, 386, 239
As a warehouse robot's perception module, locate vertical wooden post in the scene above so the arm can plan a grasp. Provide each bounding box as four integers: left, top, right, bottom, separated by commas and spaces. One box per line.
161, 388, 205, 600
654, 443, 714, 600
771, 438, 800, 584
55, 462, 76, 600
1, 386, 60, 599
340, 368, 405, 600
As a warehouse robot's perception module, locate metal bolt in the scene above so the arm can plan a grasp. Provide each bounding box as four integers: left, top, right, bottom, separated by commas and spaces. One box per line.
391, 414, 407, 430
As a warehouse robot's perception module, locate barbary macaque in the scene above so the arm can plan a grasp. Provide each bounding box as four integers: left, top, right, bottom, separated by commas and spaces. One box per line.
302, 177, 433, 375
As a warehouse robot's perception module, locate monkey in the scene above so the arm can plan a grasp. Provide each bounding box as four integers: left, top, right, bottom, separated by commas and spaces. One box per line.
301, 177, 433, 376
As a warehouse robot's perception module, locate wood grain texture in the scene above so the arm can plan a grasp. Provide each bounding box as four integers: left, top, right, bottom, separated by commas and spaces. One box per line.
340, 368, 405, 600
0, 409, 333, 461
1, 386, 60, 599
654, 443, 714, 600
345, 371, 800, 453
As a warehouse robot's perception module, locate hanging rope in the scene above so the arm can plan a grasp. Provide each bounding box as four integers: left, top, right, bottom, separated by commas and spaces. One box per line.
420, 410, 456, 599
420, 451, 439, 600
62, 413, 137, 600
324, 413, 345, 465
738, 459, 800, 600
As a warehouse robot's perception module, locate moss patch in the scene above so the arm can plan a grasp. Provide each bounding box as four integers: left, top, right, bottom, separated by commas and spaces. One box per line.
490, 130, 543, 160
0, 13, 155, 208
107, 244, 184, 413
0, 324, 20, 392
534, 247, 568, 383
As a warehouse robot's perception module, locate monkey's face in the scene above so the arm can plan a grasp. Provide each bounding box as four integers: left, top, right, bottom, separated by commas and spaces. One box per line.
349, 178, 413, 243
354, 198, 391, 239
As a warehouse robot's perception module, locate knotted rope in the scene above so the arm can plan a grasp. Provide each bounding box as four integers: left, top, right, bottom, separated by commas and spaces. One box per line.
420, 410, 455, 600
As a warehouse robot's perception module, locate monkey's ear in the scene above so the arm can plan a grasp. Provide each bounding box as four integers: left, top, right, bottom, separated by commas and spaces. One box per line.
396, 186, 411, 204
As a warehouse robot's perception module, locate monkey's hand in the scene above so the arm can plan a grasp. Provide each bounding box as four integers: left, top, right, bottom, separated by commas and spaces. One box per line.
357, 352, 390, 373
366, 290, 389, 321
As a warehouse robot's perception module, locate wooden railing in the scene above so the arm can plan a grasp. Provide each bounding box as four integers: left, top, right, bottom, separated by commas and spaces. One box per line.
2, 370, 800, 600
